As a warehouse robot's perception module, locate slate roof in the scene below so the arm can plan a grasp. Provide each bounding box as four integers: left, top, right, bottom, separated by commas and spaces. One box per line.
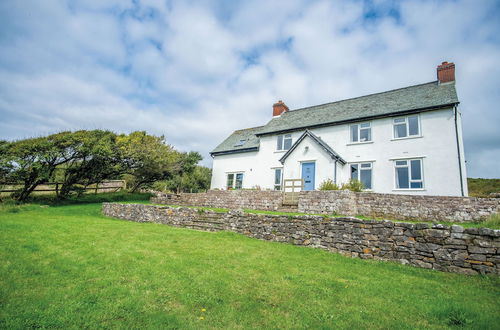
210, 125, 263, 155
211, 81, 458, 156
279, 130, 346, 165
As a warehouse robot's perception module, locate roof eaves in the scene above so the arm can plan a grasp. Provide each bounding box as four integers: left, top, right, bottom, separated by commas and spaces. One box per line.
210, 147, 259, 157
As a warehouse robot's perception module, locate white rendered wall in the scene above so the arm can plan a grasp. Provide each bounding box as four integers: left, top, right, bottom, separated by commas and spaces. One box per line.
211, 108, 467, 196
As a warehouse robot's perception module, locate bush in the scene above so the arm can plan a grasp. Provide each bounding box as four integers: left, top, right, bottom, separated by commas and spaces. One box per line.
340, 179, 364, 192
319, 179, 340, 190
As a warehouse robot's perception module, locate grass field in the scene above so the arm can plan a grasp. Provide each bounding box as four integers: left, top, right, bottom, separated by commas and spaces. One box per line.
1, 196, 499, 329
468, 178, 500, 197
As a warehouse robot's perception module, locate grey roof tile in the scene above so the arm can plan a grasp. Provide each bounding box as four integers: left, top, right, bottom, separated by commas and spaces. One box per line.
211, 125, 263, 154
211, 81, 458, 155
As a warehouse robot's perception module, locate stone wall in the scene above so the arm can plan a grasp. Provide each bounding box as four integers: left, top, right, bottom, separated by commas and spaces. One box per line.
151, 190, 283, 210
298, 191, 500, 222
151, 190, 500, 223
102, 203, 500, 275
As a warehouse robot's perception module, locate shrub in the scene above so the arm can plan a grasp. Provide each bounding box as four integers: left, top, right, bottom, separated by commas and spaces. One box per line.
340, 179, 364, 192
319, 179, 340, 190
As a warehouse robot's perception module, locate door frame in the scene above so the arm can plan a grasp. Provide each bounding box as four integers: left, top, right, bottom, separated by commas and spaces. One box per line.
301, 161, 316, 191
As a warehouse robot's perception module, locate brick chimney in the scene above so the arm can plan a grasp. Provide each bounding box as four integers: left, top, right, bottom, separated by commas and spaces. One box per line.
273, 100, 289, 117
437, 61, 455, 83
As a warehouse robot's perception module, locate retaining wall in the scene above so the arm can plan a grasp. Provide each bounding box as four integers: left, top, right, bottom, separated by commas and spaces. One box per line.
151, 190, 500, 223
102, 203, 500, 275
151, 190, 283, 210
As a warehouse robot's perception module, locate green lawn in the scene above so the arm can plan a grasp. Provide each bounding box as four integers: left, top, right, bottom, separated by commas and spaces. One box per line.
1, 199, 499, 329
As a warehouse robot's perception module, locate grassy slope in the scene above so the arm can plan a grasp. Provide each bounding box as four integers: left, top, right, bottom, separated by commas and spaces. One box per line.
0, 201, 499, 329
468, 178, 500, 197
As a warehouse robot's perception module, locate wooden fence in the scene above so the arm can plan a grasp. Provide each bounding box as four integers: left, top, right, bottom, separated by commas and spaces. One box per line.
0, 180, 126, 195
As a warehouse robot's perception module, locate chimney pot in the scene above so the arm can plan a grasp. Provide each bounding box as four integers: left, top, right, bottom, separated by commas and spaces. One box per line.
437, 61, 455, 83
273, 100, 289, 117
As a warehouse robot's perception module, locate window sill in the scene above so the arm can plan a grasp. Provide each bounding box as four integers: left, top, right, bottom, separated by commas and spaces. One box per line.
346, 141, 374, 146
274, 150, 287, 154
391, 135, 423, 141
392, 189, 426, 191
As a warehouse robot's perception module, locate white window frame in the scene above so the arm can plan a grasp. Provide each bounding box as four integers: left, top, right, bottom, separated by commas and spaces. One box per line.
226, 172, 244, 190
394, 158, 424, 190
350, 162, 373, 190
273, 168, 283, 191
350, 122, 372, 143
277, 134, 292, 151
393, 115, 420, 139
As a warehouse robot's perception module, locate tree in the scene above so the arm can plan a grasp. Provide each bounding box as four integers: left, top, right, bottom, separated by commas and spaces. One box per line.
2, 133, 77, 201
118, 131, 182, 192
57, 130, 122, 197
158, 165, 211, 193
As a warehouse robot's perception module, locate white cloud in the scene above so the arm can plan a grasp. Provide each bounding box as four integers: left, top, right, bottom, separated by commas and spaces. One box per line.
0, 0, 499, 178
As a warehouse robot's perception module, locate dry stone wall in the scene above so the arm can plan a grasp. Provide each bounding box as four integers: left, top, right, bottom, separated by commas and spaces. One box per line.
102, 203, 500, 275
151, 190, 499, 223
151, 190, 283, 210
298, 191, 500, 222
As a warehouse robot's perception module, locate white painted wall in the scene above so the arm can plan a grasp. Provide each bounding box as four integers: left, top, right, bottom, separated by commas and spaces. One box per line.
211, 108, 467, 196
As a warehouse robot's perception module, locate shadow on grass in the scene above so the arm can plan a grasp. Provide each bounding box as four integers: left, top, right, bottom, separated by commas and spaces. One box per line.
0, 192, 153, 211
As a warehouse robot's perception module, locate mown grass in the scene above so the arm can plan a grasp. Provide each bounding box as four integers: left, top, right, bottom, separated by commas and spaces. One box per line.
1, 196, 499, 329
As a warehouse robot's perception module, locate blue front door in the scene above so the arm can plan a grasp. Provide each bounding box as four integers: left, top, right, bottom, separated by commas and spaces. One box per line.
302, 162, 315, 191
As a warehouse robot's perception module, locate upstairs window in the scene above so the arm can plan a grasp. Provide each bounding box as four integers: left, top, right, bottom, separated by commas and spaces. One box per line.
227, 172, 244, 190
350, 122, 371, 143
277, 134, 292, 151
350, 162, 372, 189
395, 159, 423, 189
393, 115, 420, 139
274, 168, 283, 190
233, 139, 246, 147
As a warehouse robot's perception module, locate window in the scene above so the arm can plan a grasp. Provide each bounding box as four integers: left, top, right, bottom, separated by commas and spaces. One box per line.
395, 159, 423, 189
233, 139, 246, 147
350, 162, 372, 189
350, 122, 371, 143
393, 115, 420, 138
277, 134, 292, 151
226, 172, 244, 190
273, 168, 283, 190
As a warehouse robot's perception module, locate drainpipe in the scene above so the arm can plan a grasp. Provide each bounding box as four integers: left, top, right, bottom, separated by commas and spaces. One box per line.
454, 105, 465, 196
334, 160, 337, 184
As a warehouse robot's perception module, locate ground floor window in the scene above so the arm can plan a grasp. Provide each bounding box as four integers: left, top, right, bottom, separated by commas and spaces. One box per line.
350, 162, 372, 189
273, 168, 283, 190
227, 172, 244, 190
395, 158, 423, 189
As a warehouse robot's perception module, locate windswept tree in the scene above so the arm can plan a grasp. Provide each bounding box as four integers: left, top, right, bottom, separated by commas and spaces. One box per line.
118, 131, 182, 192
0, 130, 205, 200
57, 130, 122, 197
2, 133, 78, 201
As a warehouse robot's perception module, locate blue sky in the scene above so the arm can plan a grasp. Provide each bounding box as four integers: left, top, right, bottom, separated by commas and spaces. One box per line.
0, 0, 499, 178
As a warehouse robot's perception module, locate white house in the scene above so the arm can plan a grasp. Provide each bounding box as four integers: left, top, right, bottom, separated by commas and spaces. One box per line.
210, 62, 468, 197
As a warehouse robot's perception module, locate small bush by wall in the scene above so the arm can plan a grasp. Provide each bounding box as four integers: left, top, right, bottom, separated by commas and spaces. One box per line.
103, 203, 500, 275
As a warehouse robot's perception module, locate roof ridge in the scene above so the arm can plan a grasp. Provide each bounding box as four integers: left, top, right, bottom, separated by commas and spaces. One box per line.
233, 125, 265, 133
286, 80, 440, 114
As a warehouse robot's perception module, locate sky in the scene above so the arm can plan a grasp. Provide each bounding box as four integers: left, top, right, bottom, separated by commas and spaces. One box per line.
0, 0, 499, 178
